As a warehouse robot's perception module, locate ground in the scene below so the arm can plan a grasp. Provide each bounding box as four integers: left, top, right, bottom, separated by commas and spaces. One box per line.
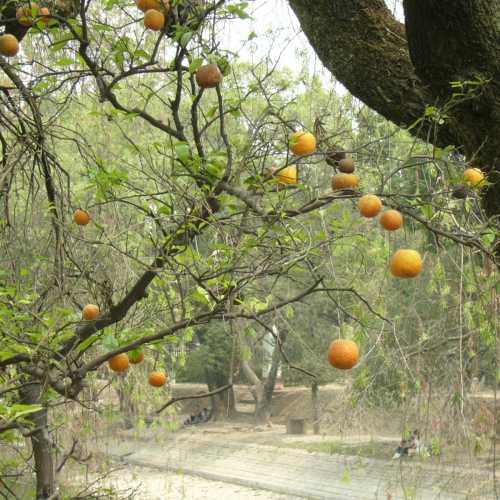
17, 382, 498, 499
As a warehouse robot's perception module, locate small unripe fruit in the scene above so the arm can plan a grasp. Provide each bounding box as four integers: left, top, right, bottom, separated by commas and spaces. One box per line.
338, 158, 355, 173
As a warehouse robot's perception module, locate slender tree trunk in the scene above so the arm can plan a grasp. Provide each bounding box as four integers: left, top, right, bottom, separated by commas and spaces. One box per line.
311, 381, 320, 435
240, 328, 287, 424
21, 382, 57, 499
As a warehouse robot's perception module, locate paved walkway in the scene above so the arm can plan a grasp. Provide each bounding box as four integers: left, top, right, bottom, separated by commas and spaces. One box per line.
98, 428, 494, 499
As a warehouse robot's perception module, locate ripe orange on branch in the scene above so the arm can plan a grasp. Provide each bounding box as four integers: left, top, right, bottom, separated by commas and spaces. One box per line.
379, 209, 403, 231
275, 166, 298, 185
332, 173, 359, 190
195, 64, 223, 89
358, 194, 382, 218
73, 208, 91, 226
148, 371, 167, 387
108, 353, 130, 373
290, 131, 316, 156
82, 304, 100, 320
0, 34, 20, 57
144, 9, 165, 30
390, 249, 423, 278
463, 167, 485, 187
328, 339, 359, 370
136, 0, 169, 12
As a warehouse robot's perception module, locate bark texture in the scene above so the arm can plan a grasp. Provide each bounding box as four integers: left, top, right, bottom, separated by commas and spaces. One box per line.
288, 0, 500, 226
21, 382, 57, 499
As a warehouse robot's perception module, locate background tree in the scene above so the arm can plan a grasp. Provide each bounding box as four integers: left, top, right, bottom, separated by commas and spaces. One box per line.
288, 0, 500, 232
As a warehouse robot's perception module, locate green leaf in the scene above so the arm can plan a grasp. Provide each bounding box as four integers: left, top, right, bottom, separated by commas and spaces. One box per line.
56, 57, 74, 67
174, 142, 191, 163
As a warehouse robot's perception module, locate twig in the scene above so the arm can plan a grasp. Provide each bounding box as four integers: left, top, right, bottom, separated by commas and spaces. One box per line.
155, 384, 233, 414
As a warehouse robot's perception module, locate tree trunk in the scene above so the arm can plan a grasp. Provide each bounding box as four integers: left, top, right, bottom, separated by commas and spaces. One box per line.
240, 328, 286, 424
116, 374, 137, 429
21, 382, 57, 499
311, 381, 320, 435
288, 0, 500, 231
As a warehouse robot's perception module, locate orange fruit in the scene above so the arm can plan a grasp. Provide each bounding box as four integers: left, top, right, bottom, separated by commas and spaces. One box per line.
129, 350, 144, 364
331, 173, 359, 190
39, 7, 51, 24
195, 64, 223, 89
358, 194, 382, 218
290, 131, 316, 156
327, 339, 359, 370
275, 166, 298, 185
73, 208, 91, 226
16, 3, 39, 26
379, 209, 403, 231
338, 158, 355, 173
148, 371, 167, 387
463, 168, 485, 187
82, 304, 100, 320
144, 9, 165, 30
108, 353, 129, 373
136, 0, 169, 12
390, 249, 423, 278
0, 34, 20, 57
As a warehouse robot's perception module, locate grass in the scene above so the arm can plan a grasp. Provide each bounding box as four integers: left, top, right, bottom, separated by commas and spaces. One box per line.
270, 439, 395, 459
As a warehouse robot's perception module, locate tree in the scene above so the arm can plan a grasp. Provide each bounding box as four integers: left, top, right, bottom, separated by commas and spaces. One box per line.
288, 0, 500, 236
0, 1, 497, 497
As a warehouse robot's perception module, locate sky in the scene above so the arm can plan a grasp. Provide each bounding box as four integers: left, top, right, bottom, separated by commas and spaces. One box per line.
220, 0, 405, 77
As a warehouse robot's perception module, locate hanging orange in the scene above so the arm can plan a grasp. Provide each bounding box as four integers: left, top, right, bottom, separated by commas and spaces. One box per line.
338, 158, 355, 173
73, 208, 91, 226
379, 209, 403, 231
390, 249, 423, 278
148, 371, 167, 387
463, 168, 485, 187
0, 34, 20, 57
136, 0, 169, 12
275, 166, 298, 185
82, 304, 100, 320
108, 353, 130, 373
332, 173, 359, 190
195, 64, 223, 89
290, 131, 316, 156
358, 194, 382, 218
144, 9, 165, 30
327, 339, 359, 370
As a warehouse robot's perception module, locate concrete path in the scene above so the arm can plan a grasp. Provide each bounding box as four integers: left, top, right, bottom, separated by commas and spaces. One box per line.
98, 429, 493, 499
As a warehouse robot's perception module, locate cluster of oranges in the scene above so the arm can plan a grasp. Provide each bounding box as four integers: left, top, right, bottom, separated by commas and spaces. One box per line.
135, 0, 169, 31
0, 3, 51, 57
279, 130, 487, 371
108, 351, 168, 387
75, 211, 167, 388
81, 304, 168, 387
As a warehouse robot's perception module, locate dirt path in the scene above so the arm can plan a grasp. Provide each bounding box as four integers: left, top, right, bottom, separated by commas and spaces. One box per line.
91, 424, 494, 499
78, 464, 296, 499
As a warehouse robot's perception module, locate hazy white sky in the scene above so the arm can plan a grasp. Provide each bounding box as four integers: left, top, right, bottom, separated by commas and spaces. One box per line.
221, 0, 404, 76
